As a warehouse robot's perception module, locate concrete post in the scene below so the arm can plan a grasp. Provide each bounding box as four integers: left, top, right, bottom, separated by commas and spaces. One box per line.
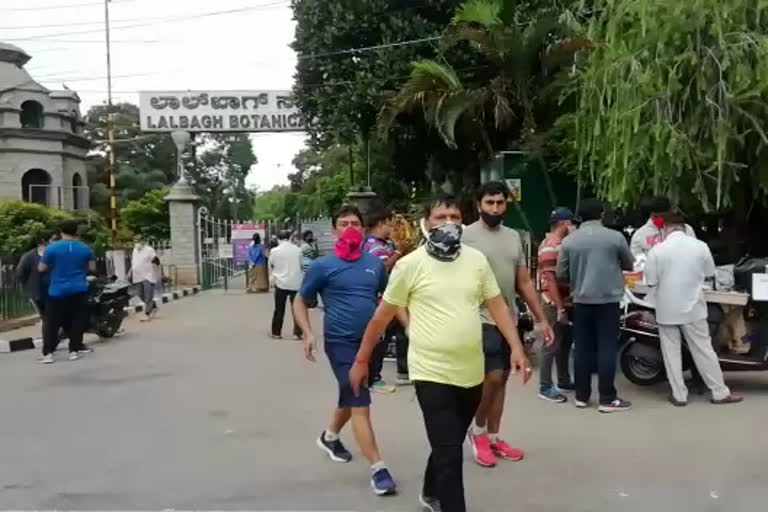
346, 186, 378, 222
165, 180, 200, 286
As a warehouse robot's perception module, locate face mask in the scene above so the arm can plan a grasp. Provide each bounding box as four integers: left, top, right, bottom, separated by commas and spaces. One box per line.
651, 215, 664, 229
480, 211, 504, 228
425, 223, 463, 262
334, 227, 363, 262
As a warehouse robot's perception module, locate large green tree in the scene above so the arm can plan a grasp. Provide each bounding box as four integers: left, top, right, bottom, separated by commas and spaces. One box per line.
564, 0, 768, 213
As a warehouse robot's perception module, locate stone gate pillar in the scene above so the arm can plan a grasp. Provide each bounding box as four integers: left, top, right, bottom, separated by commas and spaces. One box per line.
346, 186, 378, 221
165, 180, 200, 286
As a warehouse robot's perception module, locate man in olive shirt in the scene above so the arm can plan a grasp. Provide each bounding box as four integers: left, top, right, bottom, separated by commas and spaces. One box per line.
463, 181, 553, 468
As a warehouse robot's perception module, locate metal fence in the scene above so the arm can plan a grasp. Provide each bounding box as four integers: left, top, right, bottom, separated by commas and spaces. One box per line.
0, 264, 36, 322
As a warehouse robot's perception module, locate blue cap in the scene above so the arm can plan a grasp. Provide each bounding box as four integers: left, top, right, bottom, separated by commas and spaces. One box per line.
550, 207, 575, 223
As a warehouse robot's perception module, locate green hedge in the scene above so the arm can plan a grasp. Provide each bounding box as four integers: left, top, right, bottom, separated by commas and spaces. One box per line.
0, 201, 110, 258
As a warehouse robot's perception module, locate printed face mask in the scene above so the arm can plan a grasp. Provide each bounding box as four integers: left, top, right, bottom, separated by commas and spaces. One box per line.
425, 223, 463, 262
334, 227, 363, 261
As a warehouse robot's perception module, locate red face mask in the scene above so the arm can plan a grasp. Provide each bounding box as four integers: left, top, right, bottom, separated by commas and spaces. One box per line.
334, 227, 363, 262
651, 215, 664, 229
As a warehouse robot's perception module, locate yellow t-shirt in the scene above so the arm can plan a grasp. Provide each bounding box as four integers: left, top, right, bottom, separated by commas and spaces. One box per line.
383, 245, 501, 388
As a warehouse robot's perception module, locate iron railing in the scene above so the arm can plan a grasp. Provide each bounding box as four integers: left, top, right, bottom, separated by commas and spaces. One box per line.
0, 264, 36, 322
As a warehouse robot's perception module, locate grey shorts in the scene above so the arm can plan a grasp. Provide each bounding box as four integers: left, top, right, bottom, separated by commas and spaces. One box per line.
482, 324, 511, 373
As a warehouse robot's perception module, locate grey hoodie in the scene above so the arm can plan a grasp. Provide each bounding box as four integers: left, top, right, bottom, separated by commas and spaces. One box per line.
556, 220, 634, 304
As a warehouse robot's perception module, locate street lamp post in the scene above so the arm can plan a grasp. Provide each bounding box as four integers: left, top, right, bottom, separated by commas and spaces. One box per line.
171, 130, 191, 184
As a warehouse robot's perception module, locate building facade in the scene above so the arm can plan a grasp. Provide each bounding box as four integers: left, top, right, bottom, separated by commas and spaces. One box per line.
0, 42, 90, 210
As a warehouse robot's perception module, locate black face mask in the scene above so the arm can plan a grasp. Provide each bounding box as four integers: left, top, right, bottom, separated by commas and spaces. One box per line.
480, 211, 504, 228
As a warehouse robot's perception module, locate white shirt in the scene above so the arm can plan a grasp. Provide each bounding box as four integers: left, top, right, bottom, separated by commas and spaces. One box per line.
268, 240, 303, 291
644, 231, 715, 325
131, 244, 157, 284
630, 218, 696, 257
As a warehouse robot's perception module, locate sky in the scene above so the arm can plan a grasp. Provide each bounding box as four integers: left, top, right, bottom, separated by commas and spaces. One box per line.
0, 0, 306, 192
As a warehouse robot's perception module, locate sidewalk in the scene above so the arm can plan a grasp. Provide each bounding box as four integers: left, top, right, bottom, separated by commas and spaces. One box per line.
0, 285, 200, 353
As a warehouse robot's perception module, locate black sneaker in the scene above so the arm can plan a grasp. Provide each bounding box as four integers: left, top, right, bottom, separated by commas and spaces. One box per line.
558, 381, 575, 392
419, 493, 441, 512
315, 431, 352, 463
598, 398, 632, 413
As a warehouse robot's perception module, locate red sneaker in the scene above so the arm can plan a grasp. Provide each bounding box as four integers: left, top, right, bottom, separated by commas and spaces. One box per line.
468, 431, 497, 467
491, 440, 524, 461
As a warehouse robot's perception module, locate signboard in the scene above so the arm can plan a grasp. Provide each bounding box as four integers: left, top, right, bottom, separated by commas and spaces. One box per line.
139, 90, 306, 133
232, 223, 266, 265
218, 244, 233, 259
505, 178, 522, 202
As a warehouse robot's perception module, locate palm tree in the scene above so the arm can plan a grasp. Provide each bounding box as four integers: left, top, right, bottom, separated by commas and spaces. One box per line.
379, 0, 590, 205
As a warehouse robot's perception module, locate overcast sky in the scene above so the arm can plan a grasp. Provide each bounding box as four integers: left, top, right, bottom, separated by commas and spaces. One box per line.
1, 0, 305, 192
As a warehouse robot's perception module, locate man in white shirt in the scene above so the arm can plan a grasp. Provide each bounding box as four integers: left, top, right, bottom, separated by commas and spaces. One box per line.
130, 236, 159, 322
644, 212, 742, 406
268, 230, 303, 339
630, 196, 696, 258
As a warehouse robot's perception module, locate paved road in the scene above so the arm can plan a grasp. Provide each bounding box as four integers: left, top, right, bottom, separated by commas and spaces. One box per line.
1, 290, 768, 511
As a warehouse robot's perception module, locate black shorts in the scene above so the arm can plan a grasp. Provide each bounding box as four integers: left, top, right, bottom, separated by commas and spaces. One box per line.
482, 323, 511, 373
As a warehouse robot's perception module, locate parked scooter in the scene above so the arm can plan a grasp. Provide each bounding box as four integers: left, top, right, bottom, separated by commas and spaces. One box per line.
85, 277, 131, 338
619, 288, 768, 386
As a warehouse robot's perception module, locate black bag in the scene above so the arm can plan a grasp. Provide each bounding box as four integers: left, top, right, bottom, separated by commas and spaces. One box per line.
733, 257, 768, 293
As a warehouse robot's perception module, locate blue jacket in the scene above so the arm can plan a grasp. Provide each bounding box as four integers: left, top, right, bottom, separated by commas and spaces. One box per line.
249, 244, 266, 265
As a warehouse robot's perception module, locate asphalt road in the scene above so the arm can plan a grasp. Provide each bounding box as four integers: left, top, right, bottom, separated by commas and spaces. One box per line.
1, 290, 767, 511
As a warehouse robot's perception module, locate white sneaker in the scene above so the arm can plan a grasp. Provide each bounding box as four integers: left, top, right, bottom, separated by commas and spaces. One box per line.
68, 352, 80, 361
574, 399, 589, 408
39, 354, 54, 364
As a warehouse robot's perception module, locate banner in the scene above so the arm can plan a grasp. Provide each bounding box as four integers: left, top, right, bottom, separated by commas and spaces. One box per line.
232, 223, 266, 265
139, 91, 306, 133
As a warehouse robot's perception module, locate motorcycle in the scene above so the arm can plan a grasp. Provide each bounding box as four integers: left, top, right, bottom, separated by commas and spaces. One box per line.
619, 288, 768, 386
85, 277, 132, 338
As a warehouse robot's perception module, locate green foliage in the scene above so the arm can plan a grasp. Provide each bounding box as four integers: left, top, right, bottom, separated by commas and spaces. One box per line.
292, 0, 464, 146
121, 188, 171, 242
567, 0, 768, 211
187, 134, 257, 220
381, 0, 586, 157
0, 201, 109, 257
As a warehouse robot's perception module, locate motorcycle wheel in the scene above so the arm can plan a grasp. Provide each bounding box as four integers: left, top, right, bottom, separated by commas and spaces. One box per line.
619, 336, 667, 386
97, 309, 124, 338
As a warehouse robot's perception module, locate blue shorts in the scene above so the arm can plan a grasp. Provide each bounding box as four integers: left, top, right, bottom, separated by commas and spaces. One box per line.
325, 341, 371, 408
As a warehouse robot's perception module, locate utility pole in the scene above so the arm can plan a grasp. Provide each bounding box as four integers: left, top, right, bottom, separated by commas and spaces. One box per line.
104, 0, 117, 246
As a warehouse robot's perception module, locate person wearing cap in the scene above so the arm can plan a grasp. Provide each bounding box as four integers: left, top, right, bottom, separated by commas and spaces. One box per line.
462, 181, 554, 469
536, 207, 577, 403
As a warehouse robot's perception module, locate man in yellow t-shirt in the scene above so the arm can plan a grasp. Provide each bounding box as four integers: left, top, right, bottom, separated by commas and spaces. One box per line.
349, 196, 531, 512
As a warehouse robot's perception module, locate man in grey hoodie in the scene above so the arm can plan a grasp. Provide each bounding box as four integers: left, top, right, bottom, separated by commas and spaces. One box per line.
557, 199, 634, 412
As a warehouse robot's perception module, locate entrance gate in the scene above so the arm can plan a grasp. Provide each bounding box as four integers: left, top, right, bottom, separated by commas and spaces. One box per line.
198, 207, 278, 290
197, 210, 334, 290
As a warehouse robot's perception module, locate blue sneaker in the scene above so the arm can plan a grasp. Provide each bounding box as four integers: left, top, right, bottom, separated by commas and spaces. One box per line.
538, 386, 567, 403
371, 467, 397, 496
316, 431, 352, 463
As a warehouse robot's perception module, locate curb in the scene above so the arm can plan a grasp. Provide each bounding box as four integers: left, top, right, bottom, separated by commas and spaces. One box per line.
0, 286, 200, 354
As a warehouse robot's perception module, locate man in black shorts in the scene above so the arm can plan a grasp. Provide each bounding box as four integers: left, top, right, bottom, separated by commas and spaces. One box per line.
463, 182, 553, 467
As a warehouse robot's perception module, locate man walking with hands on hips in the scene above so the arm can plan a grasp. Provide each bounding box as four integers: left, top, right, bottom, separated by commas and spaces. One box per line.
350, 195, 531, 512
462, 181, 554, 467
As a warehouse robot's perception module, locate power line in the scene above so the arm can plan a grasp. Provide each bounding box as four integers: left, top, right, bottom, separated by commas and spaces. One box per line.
0, 0, 289, 30
296, 36, 442, 60
0, 0, 135, 12
1, 2, 290, 41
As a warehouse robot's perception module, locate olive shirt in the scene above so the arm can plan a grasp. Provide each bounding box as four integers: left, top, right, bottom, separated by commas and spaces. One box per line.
462, 221, 526, 323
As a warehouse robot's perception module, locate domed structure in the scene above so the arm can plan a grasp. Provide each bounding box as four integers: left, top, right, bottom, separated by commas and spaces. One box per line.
0, 42, 90, 210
